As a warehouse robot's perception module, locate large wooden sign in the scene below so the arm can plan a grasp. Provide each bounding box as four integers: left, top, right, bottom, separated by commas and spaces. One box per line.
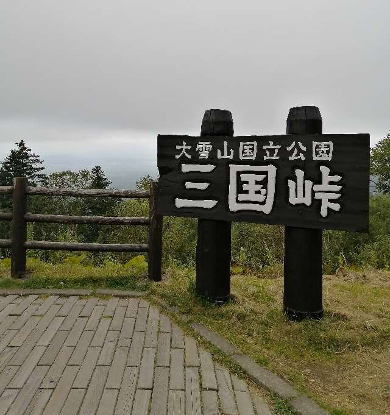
157, 134, 370, 231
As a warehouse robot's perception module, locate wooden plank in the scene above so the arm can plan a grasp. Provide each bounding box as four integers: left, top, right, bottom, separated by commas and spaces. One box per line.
157, 132, 370, 232
25, 240, 149, 253
42, 366, 79, 415
114, 367, 138, 415
148, 181, 163, 281
27, 187, 149, 198
25, 213, 150, 225
0, 186, 13, 194
78, 366, 110, 415
11, 177, 27, 278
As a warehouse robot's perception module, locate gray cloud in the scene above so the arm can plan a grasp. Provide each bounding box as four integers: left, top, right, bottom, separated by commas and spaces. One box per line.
0, 0, 389, 174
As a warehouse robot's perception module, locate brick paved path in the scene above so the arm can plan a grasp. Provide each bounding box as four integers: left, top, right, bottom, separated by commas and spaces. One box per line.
0, 295, 272, 414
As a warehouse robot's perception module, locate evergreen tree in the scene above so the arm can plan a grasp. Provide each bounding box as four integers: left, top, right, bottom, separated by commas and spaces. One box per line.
0, 140, 45, 186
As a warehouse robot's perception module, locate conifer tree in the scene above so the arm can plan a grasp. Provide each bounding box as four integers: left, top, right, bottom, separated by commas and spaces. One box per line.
0, 140, 45, 186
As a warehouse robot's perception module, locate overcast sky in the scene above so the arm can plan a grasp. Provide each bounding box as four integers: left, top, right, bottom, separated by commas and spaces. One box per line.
0, 1, 389, 186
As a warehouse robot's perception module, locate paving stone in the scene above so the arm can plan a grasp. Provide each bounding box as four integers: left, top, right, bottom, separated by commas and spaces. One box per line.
65, 317, 87, 346
118, 317, 135, 346
202, 390, 219, 415
104, 297, 119, 317
68, 330, 94, 365
252, 396, 273, 415
41, 346, 74, 388
232, 353, 299, 400
216, 368, 238, 415
78, 366, 110, 415
9, 316, 41, 347
6, 366, 49, 415
9, 295, 39, 315
235, 390, 256, 415
170, 348, 185, 390
59, 389, 85, 415
0, 295, 17, 312
73, 347, 101, 388
139, 299, 149, 308
110, 306, 126, 331
37, 316, 65, 346
150, 367, 169, 415
135, 306, 149, 331
191, 322, 238, 355
79, 297, 98, 317
232, 375, 249, 392
186, 367, 202, 415
59, 302, 84, 331
114, 367, 138, 415
0, 347, 17, 372
24, 389, 52, 415
0, 315, 17, 337
200, 350, 218, 391
33, 296, 58, 316
290, 395, 329, 415
167, 390, 185, 415
106, 346, 129, 389
96, 389, 118, 415
0, 330, 18, 354
138, 347, 156, 389
145, 306, 159, 348
132, 389, 152, 415
185, 336, 200, 367
159, 314, 171, 333
0, 388, 19, 415
0, 303, 17, 322
42, 366, 79, 415
156, 332, 171, 367
57, 296, 79, 317
39, 330, 69, 366
98, 330, 119, 365
171, 324, 185, 349
0, 366, 18, 395
8, 346, 46, 388
91, 317, 111, 347
126, 298, 139, 318
85, 305, 105, 330
11, 303, 39, 330
127, 331, 145, 366
118, 298, 128, 307
96, 289, 144, 297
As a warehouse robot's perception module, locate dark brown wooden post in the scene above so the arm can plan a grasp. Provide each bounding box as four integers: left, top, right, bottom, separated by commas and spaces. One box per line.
196, 109, 233, 303
284, 106, 323, 320
148, 181, 163, 281
11, 177, 28, 278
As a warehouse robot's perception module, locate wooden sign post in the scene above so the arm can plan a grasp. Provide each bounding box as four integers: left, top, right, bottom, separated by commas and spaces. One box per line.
157, 108, 370, 315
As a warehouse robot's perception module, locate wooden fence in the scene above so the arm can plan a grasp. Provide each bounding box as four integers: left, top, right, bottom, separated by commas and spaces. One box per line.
0, 177, 163, 281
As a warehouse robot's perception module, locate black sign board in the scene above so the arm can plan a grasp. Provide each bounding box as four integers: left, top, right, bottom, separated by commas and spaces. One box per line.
157, 134, 370, 232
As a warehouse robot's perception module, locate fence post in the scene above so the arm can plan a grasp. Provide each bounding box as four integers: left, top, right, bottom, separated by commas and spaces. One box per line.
148, 181, 163, 281
196, 109, 233, 303
284, 106, 323, 320
11, 177, 28, 278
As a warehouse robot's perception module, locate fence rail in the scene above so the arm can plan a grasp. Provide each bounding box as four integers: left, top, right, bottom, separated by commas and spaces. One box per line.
0, 178, 162, 281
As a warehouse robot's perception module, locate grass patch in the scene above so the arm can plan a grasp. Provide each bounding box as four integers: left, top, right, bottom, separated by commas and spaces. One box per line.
0, 257, 150, 292
151, 265, 390, 414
